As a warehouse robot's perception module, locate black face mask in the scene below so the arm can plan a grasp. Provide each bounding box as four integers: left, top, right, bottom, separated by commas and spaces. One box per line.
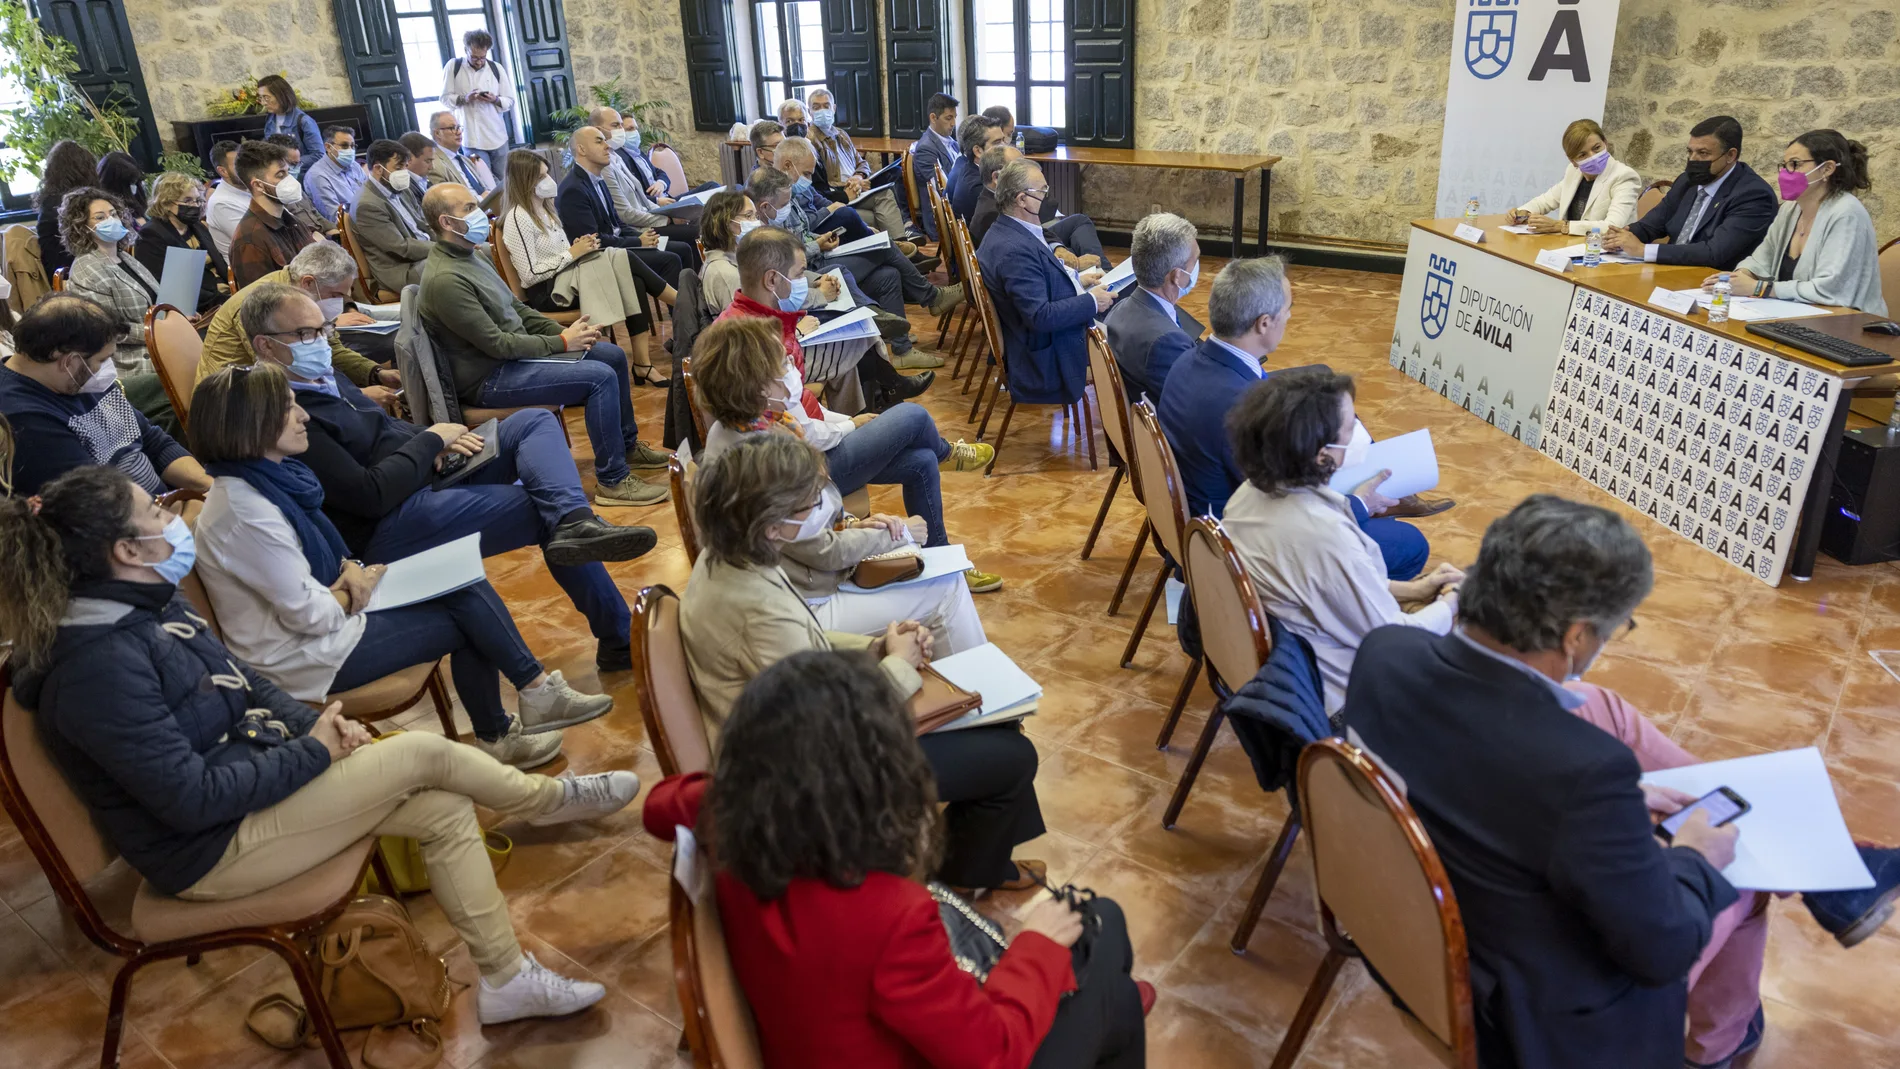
784, 122, 808, 139
175, 205, 203, 225
1683, 158, 1718, 185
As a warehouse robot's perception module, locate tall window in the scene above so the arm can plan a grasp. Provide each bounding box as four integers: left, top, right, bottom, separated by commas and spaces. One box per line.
393, 0, 523, 137
753, 0, 828, 116
968, 0, 1065, 128
0, 51, 37, 213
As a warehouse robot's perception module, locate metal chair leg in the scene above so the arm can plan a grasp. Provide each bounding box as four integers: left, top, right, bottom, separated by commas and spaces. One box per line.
1080, 465, 1124, 560
1155, 654, 1202, 748
1163, 704, 1225, 829
1268, 946, 1350, 1069
1108, 522, 1151, 615
1231, 811, 1302, 953
1119, 559, 1170, 667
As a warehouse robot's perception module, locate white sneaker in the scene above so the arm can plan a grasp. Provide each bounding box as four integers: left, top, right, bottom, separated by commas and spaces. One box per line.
476, 952, 606, 1024
526, 770, 641, 826
475, 716, 565, 770
516, 670, 614, 734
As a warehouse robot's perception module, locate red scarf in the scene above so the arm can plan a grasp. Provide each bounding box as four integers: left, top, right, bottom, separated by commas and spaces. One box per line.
719, 292, 823, 419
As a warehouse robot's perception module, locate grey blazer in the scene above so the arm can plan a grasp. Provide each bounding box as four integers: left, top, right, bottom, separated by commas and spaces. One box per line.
67, 248, 157, 375
1735, 193, 1888, 315
351, 180, 431, 294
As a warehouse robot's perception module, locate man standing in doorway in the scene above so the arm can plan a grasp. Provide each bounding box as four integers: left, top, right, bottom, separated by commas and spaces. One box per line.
439, 29, 516, 181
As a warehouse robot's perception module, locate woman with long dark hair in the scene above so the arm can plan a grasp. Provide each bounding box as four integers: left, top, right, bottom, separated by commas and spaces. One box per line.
35, 139, 100, 276
94, 150, 149, 224
0, 465, 636, 1028
1716, 128, 1887, 314
642, 650, 1149, 1068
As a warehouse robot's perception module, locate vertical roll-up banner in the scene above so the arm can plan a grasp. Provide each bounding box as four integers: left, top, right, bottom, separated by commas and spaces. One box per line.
1433, 0, 1624, 219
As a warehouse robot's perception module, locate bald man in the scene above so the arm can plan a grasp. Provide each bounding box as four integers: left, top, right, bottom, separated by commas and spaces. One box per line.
557, 123, 693, 283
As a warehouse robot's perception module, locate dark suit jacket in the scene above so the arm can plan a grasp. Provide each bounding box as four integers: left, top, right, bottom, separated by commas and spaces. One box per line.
1104, 288, 1203, 404
1626, 162, 1777, 270
614, 144, 667, 196
975, 214, 1095, 406
555, 165, 641, 250
971, 185, 1063, 250
948, 155, 983, 221
1156, 336, 1267, 517
1343, 627, 1738, 1069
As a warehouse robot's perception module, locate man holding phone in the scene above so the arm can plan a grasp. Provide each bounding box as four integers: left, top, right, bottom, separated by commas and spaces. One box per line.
440, 29, 516, 182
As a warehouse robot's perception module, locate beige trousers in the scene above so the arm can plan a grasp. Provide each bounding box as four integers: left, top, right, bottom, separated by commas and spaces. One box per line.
180, 732, 565, 980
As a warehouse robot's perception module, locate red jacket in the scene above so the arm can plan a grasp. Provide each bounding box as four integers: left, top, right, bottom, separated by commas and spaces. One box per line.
717, 292, 825, 420
643, 773, 1076, 1069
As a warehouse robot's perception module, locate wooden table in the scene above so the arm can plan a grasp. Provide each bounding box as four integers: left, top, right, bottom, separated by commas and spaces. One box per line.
1025, 146, 1282, 259
1397, 215, 1891, 583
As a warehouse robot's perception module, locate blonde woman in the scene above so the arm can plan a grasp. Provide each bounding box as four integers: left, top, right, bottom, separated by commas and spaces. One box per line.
1511, 119, 1643, 236
134, 172, 231, 314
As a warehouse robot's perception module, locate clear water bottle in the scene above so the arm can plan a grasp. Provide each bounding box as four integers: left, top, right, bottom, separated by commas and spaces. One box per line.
1709, 273, 1732, 324
1465, 196, 1480, 220
1584, 227, 1602, 268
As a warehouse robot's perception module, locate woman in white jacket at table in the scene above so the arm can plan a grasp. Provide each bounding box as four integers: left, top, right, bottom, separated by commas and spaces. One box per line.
1510, 119, 1643, 236
1705, 129, 1888, 316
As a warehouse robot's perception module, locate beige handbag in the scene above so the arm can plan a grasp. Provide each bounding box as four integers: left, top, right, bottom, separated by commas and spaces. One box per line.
909, 665, 984, 734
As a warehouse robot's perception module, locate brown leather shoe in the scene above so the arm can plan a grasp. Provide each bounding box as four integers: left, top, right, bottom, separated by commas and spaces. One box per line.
949, 859, 1046, 897
1385, 494, 1456, 519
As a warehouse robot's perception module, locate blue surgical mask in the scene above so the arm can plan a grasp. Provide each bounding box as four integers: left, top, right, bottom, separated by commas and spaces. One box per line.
456, 207, 491, 244
776, 272, 809, 312
792, 175, 813, 195
810, 108, 836, 130
286, 336, 334, 380
137, 515, 197, 585
1179, 259, 1200, 298
336, 148, 357, 166
626, 129, 642, 152
93, 217, 128, 245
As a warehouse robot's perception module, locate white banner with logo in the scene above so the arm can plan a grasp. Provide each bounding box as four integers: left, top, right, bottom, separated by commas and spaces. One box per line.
1539, 290, 1842, 586
1434, 0, 1624, 218
1391, 228, 1576, 447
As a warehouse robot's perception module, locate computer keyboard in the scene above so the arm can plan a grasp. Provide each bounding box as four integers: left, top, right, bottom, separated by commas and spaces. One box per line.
1744, 321, 1895, 367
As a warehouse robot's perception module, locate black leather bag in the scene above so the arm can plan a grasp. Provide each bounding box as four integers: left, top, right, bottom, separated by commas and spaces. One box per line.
1018, 126, 1059, 154
929, 882, 1005, 982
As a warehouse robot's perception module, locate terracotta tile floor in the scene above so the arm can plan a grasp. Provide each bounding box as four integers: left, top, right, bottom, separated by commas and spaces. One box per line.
5, 260, 1900, 1067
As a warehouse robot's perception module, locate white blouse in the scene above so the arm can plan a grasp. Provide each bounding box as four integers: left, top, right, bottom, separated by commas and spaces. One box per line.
502, 203, 573, 288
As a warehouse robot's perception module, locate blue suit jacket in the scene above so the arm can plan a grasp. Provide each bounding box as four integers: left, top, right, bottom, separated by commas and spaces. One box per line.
948, 156, 983, 221
910, 129, 958, 237
555, 165, 641, 250
1625, 161, 1777, 270
1156, 337, 1269, 518
976, 215, 1095, 406
1104, 288, 1203, 404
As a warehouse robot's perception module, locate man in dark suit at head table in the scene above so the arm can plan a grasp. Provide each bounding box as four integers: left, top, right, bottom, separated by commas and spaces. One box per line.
1600, 115, 1776, 270
1103, 211, 1203, 405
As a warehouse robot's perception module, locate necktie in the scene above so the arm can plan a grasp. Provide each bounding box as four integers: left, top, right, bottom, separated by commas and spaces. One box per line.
458, 154, 484, 194
1682, 187, 1713, 244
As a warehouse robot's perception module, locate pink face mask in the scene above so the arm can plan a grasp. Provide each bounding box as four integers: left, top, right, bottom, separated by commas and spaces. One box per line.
1576, 149, 1610, 177
1778, 162, 1828, 201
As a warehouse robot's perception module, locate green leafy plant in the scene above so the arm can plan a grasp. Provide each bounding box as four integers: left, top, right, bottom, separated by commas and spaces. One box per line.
0, 0, 135, 182
156, 151, 206, 180
548, 79, 676, 147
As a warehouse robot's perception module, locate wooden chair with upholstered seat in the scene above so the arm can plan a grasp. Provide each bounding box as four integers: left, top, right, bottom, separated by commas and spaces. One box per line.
968, 246, 1098, 475
490, 212, 583, 326
337, 208, 399, 304
673, 832, 765, 1069
631, 585, 712, 777
650, 145, 692, 196
144, 304, 204, 432
1082, 326, 1144, 573
1121, 400, 1197, 735
1269, 737, 1477, 1069
668, 451, 865, 566
0, 664, 393, 1069
1634, 178, 1673, 220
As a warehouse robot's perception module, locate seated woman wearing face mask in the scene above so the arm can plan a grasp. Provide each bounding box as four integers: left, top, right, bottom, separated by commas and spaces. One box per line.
0, 293, 211, 497
1510, 119, 1643, 236
680, 432, 1046, 896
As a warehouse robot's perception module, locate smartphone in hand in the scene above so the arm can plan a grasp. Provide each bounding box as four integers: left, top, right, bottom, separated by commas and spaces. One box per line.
1656, 786, 1750, 842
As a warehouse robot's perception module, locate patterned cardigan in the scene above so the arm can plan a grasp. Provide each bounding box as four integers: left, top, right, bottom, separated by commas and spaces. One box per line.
67, 247, 158, 376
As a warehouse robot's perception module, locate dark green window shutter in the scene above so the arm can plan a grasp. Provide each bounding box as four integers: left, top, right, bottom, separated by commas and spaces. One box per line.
884, 0, 944, 140
820, 0, 880, 136
331, 0, 412, 140
510, 0, 575, 143
680, 0, 741, 132
32, 0, 162, 167
1067, 0, 1132, 148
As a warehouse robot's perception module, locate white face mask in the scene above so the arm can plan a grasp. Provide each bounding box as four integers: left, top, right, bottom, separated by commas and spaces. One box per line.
534, 175, 558, 200
272, 174, 305, 206
73, 355, 118, 394
736, 217, 763, 239
784, 485, 840, 542
387, 168, 413, 192
608, 129, 629, 150
316, 296, 346, 321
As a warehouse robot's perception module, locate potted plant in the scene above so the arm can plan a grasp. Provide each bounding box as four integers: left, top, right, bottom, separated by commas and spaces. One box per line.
0, 0, 134, 183
549, 78, 678, 148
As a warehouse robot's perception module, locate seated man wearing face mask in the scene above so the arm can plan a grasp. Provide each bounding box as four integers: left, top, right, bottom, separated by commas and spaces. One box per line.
0, 293, 213, 497
351, 139, 433, 294
1600, 115, 1777, 270
228, 140, 320, 290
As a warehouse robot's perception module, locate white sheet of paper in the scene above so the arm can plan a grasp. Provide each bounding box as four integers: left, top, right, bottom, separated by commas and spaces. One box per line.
1100, 257, 1138, 292
1727, 297, 1832, 322
838, 544, 972, 593
355, 301, 402, 321
655, 235, 669, 252
156, 246, 207, 313
672, 826, 703, 898
1498, 224, 1537, 235
799, 305, 878, 344
846, 182, 895, 206
1327, 428, 1440, 500
365, 533, 486, 612
1532, 248, 1571, 273
829, 231, 891, 257
1641, 748, 1874, 892
818, 269, 855, 312
928, 642, 1042, 729
1164, 576, 1185, 626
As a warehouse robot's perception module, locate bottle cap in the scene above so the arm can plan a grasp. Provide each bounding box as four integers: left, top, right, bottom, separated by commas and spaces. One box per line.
1718, 273, 1730, 279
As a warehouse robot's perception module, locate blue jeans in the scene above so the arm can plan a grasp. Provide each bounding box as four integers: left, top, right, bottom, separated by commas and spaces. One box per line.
360, 409, 631, 646
468, 146, 508, 186
475, 341, 636, 485
1348, 495, 1429, 581
823, 402, 951, 546
330, 583, 542, 740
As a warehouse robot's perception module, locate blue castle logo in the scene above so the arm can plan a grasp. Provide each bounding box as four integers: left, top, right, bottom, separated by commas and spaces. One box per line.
1466, 0, 1518, 80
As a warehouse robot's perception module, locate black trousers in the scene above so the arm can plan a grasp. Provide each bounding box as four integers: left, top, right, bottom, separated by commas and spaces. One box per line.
918, 723, 1044, 889
346, 327, 399, 369
631, 245, 685, 288
1030, 898, 1147, 1069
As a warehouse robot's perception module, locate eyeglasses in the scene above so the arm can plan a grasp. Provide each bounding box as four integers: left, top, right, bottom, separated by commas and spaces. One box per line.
266, 323, 339, 345
1609, 616, 1639, 641
437, 123, 463, 133
1780, 158, 1817, 171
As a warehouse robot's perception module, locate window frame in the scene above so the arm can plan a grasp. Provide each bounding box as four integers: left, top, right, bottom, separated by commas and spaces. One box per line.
393, 0, 526, 141
962, 0, 1066, 130
751, 0, 830, 118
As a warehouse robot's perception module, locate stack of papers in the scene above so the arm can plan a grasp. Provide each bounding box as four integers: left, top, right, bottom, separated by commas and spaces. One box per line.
1099, 257, 1138, 293
927, 643, 1042, 731
831, 231, 891, 257
1326, 428, 1440, 499
839, 544, 971, 593
800, 306, 879, 345
1727, 296, 1830, 322
365, 534, 487, 612
1641, 747, 1873, 892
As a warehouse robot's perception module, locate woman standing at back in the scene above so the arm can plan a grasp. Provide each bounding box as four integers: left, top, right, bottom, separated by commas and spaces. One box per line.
258, 74, 323, 169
